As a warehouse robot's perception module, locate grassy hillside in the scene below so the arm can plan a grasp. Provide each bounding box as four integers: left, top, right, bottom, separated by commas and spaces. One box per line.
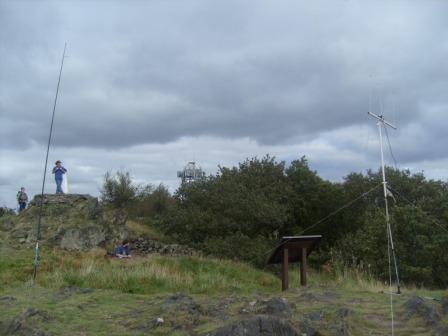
0, 244, 279, 295
1, 244, 447, 335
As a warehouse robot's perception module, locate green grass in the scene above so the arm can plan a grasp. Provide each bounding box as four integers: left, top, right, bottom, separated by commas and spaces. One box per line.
0, 244, 280, 295
1, 243, 446, 335
2, 244, 445, 298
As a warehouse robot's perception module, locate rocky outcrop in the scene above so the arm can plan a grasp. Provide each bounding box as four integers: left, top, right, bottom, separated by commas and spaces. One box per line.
207, 315, 301, 336
29, 194, 99, 218
7, 194, 128, 250
4, 194, 199, 255
59, 226, 107, 250
259, 298, 292, 318
0, 308, 51, 336
403, 296, 448, 335
404, 296, 441, 326
54, 285, 94, 300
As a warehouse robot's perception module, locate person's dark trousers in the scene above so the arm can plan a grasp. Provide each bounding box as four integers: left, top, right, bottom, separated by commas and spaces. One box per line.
19, 202, 26, 212
56, 178, 63, 193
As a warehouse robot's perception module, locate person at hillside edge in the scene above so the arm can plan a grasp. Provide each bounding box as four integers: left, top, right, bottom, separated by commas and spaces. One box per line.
52, 160, 67, 194
114, 240, 131, 258
16, 187, 28, 212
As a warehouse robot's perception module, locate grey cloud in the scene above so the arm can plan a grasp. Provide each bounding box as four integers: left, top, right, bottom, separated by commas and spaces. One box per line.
2, 1, 447, 152
1, 0, 448, 207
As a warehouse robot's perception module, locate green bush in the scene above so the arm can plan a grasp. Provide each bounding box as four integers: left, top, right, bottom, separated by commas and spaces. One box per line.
100, 171, 173, 220
155, 155, 448, 288
100, 171, 138, 209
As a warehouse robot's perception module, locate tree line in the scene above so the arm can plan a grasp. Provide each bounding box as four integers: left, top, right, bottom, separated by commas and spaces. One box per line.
100, 155, 448, 288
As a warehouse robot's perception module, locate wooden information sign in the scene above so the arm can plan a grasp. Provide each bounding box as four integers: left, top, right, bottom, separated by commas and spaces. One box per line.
267, 235, 322, 291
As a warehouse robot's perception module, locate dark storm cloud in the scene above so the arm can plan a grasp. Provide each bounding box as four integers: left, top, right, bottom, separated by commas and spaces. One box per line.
1, 0, 448, 162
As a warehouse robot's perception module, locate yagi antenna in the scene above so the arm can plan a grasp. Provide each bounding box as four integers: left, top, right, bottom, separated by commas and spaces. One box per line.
368, 111, 397, 130
368, 110, 401, 296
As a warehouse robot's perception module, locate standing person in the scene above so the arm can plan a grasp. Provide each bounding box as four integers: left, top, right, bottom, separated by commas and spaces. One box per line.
52, 160, 67, 194
16, 187, 28, 212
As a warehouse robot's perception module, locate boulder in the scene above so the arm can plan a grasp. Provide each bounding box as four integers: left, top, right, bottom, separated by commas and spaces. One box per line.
259, 298, 292, 318
207, 315, 300, 336
60, 226, 106, 250
298, 319, 318, 336
161, 293, 202, 327
0, 296, 17, 303
54, 285, 94, 300
6, 194, 129, 250
130, 238, 199, 257
1, 308, 50, 336
404, 296, 440, 326
29, 194, 99, 219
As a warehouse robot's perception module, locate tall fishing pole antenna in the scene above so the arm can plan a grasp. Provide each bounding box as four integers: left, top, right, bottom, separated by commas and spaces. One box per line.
32, 43, 67, 281
368, 111, 401, 295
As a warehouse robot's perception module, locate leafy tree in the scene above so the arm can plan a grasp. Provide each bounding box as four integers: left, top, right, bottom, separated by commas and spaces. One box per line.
159, 155, 293, 263
100, 171, 138, 209
286, 157, 343, 244
156, 156, 448, 287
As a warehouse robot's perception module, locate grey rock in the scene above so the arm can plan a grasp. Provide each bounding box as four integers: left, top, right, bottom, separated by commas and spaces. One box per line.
130, 238, 199, 257
436, 325, 448, 336
0, 296, 17, 302
207, 315, 300, 336
2, 308, 50, 336
332, 307, 353, 336
404, 296, 441, 326
305, 311, 324, 321
100, 209, 127, 227
298, 319, 318, 336
333, 323, 349, 336
31, 193, 96, 206
299, 291, 339, 304
29, 194, 99, 221
60, 226, 106, 250
163, 292, 192, 305
161, 293, 202, 327
261, 298, 291, 318
9, 228, 29, 239
3, 193, 132, 251
55, 285, 94, 300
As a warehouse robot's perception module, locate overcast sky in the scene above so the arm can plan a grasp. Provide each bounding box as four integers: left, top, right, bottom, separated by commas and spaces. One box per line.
1, 0, 447, 208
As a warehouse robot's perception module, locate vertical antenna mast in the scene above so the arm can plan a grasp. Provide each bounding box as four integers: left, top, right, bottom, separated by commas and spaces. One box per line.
32, 43, 67, 281
368, 111, 401, 294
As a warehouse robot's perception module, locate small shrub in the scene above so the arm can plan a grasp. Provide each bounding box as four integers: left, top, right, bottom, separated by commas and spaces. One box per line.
100, 171, 138, 209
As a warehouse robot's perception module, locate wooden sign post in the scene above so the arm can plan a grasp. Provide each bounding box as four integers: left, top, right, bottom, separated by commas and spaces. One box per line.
267, 235, 322, 291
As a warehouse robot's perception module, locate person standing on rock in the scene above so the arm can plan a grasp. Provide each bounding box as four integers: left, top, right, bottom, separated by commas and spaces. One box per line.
16, 187, 28, 212
52, 160, 67, 194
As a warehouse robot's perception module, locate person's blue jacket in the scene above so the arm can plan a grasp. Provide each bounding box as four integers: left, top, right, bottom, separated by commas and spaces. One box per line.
114, 245, 129, 256
52, 166, 67, 180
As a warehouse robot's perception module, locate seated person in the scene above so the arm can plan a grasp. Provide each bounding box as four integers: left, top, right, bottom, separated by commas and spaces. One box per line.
113, 240, 131, 258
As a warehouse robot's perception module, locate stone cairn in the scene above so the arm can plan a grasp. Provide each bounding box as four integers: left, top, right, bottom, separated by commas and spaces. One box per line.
130, 237, 200, 257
